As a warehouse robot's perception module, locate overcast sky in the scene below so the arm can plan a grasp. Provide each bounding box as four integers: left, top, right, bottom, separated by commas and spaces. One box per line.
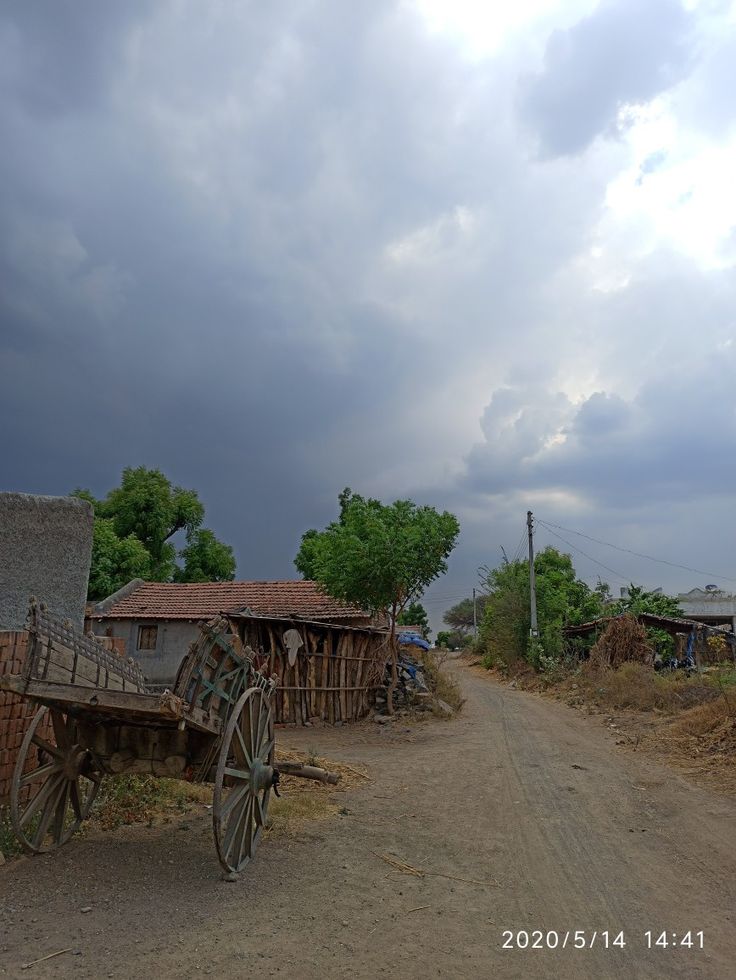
2, 0, 736, 629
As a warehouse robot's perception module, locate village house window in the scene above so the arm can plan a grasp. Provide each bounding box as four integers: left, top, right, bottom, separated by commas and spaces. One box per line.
137, 625, 158, 650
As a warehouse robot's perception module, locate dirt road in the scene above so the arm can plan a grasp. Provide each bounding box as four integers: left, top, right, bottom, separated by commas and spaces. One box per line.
2, 665, 734, 979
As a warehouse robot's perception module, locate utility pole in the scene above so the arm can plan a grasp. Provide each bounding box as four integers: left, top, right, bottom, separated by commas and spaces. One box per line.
527, 510, 539, 637
472, 587, 478, 638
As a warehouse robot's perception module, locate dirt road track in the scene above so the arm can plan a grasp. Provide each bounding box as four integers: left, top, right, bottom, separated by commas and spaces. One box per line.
1, 665, 734, 979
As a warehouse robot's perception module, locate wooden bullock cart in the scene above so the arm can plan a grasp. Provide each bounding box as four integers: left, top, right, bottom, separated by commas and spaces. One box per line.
1, 601, 337, 873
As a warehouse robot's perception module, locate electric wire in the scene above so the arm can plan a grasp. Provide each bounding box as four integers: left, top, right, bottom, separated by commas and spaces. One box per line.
539, 519, 736, 585
538, 524, 631, 585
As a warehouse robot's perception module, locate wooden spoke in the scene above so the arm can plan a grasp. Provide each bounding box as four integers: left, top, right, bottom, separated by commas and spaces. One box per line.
234, 725, 252, 767
19, 773, 64, 829
220, 782, 249, 820
213, 687, 275, 874
51, 780, 71, 846
224, 796, 248, 860
19, 760, 61, 788
31, 733, 64, 759
50, 709, 70, 749
10, 706, 102, 854
254, 794, 267, 828
238, 797, 254, 866
32, 778, 65, 848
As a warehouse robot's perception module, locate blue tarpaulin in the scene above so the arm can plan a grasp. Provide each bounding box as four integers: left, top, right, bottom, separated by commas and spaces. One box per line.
397, 630, 430, 651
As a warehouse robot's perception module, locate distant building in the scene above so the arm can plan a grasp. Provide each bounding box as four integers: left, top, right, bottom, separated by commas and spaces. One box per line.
87, 579, 379, 686
677, 587, 736, 633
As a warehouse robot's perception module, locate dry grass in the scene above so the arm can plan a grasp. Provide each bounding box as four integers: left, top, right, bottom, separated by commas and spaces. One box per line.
576, 662, 722, 714
548, 661, 736, 790
266, 790, 339, 838
416, 649, 465, 715
90, 775, 211, 831
672, 698, 733, 736
266, 747, 368, 838
646, 695, 736, 791
1, 750, 365, 860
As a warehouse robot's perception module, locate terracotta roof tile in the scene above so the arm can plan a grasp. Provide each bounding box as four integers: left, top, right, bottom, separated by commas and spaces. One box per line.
90, 580, 371, 622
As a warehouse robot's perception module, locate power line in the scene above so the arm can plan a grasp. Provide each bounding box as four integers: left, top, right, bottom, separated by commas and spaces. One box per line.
511, 525, 527, 563
539, 524, 631, 584
539, 519, 736, 585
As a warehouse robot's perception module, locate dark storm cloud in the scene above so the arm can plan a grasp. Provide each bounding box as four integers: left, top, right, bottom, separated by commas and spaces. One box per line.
518, 0, 694, 156
1, 0, 734, 615
0, 0, 470, 575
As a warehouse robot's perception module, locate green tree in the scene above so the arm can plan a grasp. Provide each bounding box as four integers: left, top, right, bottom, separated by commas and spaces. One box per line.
608, 584, 682, 619
174, 529, 236, 583
443, 595, 488, 635
295, 488, 459, 712
436, 629, 470, 649
74, 468, 235, 598
397, 600, 431, 640
100, 466, 204, 579
478, 547, 606, 670
86, 518, 152, 601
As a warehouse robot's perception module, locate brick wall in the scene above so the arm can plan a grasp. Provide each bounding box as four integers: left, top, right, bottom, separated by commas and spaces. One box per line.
0, 630, 44, 805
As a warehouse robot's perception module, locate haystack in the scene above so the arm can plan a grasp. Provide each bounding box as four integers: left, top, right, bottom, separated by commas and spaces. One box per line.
589, 614, 654, 670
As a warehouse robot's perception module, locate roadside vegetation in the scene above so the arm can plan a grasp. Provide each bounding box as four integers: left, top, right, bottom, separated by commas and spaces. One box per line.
450, 548, 736, 784
415, 648, 465, 715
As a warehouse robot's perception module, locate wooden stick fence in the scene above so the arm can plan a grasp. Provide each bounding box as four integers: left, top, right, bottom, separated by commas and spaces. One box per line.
231, 615, 391, 725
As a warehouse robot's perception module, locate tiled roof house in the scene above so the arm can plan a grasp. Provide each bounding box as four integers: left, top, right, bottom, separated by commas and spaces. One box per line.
88, 579, 378, 687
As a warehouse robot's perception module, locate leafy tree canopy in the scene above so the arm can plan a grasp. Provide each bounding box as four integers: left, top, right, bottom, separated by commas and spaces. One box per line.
397, 600, 431, 640
295, 489, 459, 618
74, 467, 235, 599
478, 546, 606, 669
443, 595, 488, 634
436, 629, 471, 649
608, 584, 682, 619
86, 518, 152, 602
100, 466, 204, 578
173, 529, 236, 583
294, 488, 459, 711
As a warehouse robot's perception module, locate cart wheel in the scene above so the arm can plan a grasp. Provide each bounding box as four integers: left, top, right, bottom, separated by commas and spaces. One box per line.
213, 687, 275, 874
11, 706, 102, 854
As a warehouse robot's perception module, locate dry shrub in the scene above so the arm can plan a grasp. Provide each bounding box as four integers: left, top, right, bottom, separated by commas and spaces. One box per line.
582, 662, 678, 712
589, 614, 654, 670
579, 662, 723, 714
416, 649, 465, 713
672, 698, 733, 736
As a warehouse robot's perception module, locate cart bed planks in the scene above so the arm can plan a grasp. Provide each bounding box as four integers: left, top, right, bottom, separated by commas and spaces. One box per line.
1, 602, 288, 874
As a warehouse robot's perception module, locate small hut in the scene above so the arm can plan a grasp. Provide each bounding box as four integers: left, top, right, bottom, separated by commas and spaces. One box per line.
228, 612, 390, 725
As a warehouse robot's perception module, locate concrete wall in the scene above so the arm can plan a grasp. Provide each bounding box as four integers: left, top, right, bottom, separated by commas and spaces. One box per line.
90, 618, 199, 687
0, 493, 93, 630
679, 596, 736, 617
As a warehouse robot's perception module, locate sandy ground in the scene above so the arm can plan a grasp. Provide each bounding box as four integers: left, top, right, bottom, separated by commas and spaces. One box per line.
1, 663, 734, 979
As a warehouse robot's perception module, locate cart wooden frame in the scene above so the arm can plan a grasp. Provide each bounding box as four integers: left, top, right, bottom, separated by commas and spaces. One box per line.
2, 601, 284, 874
